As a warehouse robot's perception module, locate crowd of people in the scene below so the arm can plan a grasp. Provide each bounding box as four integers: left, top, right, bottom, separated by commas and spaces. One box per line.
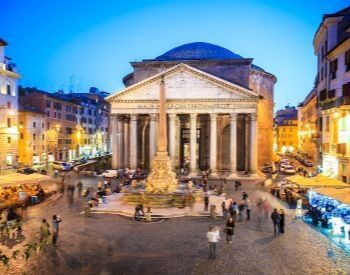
206, 184, 288, 260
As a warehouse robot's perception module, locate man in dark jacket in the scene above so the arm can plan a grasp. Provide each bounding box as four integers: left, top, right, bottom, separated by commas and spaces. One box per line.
271, 209, 280, 235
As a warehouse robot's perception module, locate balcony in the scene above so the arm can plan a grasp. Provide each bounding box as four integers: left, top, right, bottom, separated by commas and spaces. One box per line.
320, 96, 350, 111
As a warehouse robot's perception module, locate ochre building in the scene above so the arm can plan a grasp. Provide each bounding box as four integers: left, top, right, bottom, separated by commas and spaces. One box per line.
107, 42, 276, 177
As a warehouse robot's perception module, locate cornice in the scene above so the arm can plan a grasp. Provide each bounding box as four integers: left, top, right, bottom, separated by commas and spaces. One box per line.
111, 98, 258, 103
327, 38, 350, 60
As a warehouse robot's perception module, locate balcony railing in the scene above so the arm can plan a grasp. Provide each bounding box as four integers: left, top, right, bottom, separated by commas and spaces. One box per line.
320, 96, 350, 111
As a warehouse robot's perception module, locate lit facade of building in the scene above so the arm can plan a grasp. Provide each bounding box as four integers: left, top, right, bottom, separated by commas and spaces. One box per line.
298, 89, 318, 162
314, 7, 350, 183
0, 39, 20, 170
107, 42, 276, 176
274, 106, 298, 154
19, 88, 111, 164
18, 108, 46, 166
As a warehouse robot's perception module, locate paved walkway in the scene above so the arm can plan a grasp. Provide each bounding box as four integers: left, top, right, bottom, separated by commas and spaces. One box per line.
0, 177, 349, 274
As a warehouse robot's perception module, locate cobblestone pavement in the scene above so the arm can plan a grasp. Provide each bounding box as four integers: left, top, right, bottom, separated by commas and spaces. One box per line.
0, 176, 349, 275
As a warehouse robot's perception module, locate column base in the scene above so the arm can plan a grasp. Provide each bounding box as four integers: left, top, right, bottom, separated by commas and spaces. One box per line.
209, 172, 219, 178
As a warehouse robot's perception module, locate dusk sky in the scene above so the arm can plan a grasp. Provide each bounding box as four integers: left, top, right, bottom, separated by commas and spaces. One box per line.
1, 0, 349, 110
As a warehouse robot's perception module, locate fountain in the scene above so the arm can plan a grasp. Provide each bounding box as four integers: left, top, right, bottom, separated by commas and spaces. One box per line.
123, 78, 201, 207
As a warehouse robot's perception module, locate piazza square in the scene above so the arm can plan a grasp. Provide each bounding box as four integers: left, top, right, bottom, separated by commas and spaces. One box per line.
0, 2, 350, 275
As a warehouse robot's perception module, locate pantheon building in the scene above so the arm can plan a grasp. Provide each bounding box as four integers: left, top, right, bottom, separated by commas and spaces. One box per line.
106, 42, 276, 177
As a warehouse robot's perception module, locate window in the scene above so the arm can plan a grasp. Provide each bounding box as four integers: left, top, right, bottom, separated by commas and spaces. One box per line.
330, 59, 338, 80
7, 102, 11, 109
7, 118, 11, 128
42, 134, 45, 140
66, 127, 72, 134
33, 145, 36, 151
7, 137, 11, 143
58, 113, 61, 119
46, 100, 51, 108
47, 122, 50, 130
319, 89, 327, 101
343, 83, 350, 97
6, 85, 11, 95
337, 143, 346, 155
88, 109, 92, 116
54, 112, 57, 118
323, 143, 329, 153
33, 133, 36, 140
325, 116, 330, 132
47, 111, 50, 117
42, 123, 44, 129
33, 122, 36, 128
345, 49, 350, 71
328, 89, 336, 99
20, 133, 23, 139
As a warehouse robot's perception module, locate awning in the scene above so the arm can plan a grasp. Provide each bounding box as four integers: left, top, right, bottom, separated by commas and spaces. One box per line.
285, 175, 349, 188
312, 187, 350, 205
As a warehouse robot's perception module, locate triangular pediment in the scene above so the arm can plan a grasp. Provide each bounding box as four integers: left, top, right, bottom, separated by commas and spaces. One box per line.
106, 63, 258, 102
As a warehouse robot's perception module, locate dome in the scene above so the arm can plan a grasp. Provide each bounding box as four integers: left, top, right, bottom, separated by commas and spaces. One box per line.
155, 42, 243, 61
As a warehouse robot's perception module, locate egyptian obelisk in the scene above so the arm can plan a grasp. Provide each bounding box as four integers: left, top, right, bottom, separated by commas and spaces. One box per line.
145, 78, 177, 194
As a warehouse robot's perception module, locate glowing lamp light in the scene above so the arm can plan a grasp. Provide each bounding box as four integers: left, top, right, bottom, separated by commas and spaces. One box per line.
333, 111, 339, 119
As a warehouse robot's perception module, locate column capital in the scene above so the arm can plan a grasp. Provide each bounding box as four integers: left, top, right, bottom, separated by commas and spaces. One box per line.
149, 113, 158, 121
117, 114, 125, 121
190, 113, 197, 121
130, 114, 138, 121
230, 113, 238, 121
210, 113, 218, 121
251, 113, 257, 121
168, 113, 177, 119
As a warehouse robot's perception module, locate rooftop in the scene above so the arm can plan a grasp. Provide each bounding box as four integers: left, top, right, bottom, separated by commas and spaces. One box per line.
154, 42, 243, 61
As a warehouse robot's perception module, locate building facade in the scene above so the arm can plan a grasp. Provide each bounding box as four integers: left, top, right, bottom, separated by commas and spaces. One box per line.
274, 106, 298, 154
19, 87, 111, 165
314, 7, 350, 182
107, 42, 276, 177
18, 107, 46, 166
0, 39, 20, 170
298, 89, 318, 162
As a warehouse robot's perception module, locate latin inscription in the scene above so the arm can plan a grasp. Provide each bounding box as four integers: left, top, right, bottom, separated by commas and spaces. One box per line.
136, 103, 232, 109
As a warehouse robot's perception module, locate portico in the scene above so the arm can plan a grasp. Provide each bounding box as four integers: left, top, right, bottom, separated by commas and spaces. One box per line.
107, 63, 259, 177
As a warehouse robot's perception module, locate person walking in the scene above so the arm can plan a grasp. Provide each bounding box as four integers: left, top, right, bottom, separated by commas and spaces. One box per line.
279, 209, 285, 233
244, 198, 251, 220
271, 209, 280, 236
221, 200, 227, 218
207, 226, 220, 259
238, 203, 245, 222
257, 198, 264, 224
52, 215, 62, 246
230, 201, 238, 222
225, 217, 235, 243
40, 219, 51, 244
235, 180, 241, 191
204, 193, 209, 211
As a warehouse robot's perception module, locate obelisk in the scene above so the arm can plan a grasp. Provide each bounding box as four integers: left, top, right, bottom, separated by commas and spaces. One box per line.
145, 78, 177, 194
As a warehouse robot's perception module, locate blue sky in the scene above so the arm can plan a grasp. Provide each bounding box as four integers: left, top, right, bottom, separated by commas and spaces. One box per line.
1, 0, 349, 110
